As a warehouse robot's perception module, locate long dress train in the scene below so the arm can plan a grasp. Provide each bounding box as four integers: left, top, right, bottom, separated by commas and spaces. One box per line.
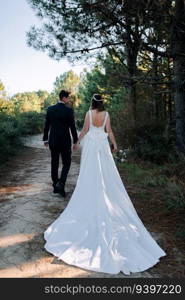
44, 110, 166, 275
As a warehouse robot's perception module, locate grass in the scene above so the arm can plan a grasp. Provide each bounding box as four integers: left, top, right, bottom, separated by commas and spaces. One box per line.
116, 159, 185, 277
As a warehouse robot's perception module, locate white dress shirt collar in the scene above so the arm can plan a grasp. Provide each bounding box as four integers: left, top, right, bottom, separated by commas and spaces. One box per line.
58, 100, 65, 104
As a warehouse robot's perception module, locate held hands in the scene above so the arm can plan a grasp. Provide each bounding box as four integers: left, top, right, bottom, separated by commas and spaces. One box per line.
44, 141, 49, 147
73, 142, 80, 151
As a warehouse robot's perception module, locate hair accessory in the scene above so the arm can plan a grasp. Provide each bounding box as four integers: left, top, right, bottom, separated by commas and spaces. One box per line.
92, 95, 103, 102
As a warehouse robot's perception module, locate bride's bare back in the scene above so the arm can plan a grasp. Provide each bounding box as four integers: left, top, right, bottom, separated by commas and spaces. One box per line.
91, 109, 106, 127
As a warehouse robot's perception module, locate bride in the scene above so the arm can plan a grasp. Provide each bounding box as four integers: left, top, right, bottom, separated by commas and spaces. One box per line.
44, 94, 166, 275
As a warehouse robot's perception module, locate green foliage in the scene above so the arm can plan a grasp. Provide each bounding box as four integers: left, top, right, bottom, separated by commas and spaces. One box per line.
43, 93, 56, 108
11, 92, 42, 113
35, 90, 49, 110
175, 228, 185, 240
27, 0, 172, 64
53, 70, 80, 96
132, 121, 175, 164
18, 111, 45, 135
0, 98, 14, 115
0, 112, 21, 160
0, 79, 13, 114
0, 80, 6, 98
118, 160, 185, 214
118, 161, 151, 184
165, 182, 185, 211
142, 175, 169, 187
0, 111, 45, 161
0, 110, 45, 159
76, 54, 127, 129
44, 71, 81, 108
26, 1, 178, 156
0, 86, 49, 116
0, 81, 22, 159
76, 66, 104, 127
0, 82, 47, 160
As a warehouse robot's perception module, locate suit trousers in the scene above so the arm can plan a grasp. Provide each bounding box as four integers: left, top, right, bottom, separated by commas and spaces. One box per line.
49, 145, 71, 186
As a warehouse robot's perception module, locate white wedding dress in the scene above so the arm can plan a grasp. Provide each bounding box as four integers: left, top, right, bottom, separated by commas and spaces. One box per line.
44, 110, 166, 275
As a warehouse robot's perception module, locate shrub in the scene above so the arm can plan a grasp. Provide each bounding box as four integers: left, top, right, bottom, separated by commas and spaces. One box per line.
18, 111, 45, 135
132, 121, 176, 164
0, 112, 21, 160
165, 181, 185, 211
0, 111, 45, 161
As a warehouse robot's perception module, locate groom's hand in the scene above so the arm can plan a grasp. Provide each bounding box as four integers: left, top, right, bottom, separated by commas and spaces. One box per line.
44, 141, 49, 147
73, 143, 78, 151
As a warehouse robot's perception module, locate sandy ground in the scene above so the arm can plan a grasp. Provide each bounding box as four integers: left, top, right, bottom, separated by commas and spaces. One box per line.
0, 134, 161, 278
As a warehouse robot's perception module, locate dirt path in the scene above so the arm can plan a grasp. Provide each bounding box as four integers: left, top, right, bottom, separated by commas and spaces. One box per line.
0, 134, 159, 278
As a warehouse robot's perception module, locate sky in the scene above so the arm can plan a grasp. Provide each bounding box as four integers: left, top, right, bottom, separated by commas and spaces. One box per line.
0, 0, 86, 96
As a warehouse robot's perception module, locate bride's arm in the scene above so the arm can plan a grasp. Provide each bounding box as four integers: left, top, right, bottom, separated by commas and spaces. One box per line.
105, 113, 118, 152
77, 112, 90, 144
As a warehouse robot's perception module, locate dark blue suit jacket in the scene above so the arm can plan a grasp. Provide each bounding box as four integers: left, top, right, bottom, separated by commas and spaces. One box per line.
43, 102, 78, 149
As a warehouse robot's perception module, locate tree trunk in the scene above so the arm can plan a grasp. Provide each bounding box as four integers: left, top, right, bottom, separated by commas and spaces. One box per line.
173, 0, 185, 155
167, 58, 173, 121
152, 52, 159, 120
126, 45, 138, 127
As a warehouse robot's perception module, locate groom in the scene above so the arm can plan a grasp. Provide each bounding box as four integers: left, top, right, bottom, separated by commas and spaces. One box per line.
43, 90, 78, 197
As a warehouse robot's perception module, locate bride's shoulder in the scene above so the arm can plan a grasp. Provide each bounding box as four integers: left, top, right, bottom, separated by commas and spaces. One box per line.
85, 110, 91, 118
86, 110, 91, 115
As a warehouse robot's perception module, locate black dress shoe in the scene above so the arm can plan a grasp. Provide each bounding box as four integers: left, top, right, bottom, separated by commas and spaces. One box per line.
55, 182, 66, 197
53, 180, 59, 193
59, 189, 66, 198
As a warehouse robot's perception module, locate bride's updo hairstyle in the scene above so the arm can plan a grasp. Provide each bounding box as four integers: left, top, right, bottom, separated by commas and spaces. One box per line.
91, 94, 105, 111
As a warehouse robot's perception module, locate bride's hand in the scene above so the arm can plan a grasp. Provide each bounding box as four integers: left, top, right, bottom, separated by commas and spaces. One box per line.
73, 143, 78, 151
113, 144, 118, 152
73, 142, 80, 151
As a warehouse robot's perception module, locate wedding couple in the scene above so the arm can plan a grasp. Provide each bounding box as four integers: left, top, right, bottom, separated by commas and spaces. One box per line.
43, 89, 166, 275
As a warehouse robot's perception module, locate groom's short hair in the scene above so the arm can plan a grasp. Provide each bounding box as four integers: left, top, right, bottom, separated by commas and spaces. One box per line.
59, 90, 70, 100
